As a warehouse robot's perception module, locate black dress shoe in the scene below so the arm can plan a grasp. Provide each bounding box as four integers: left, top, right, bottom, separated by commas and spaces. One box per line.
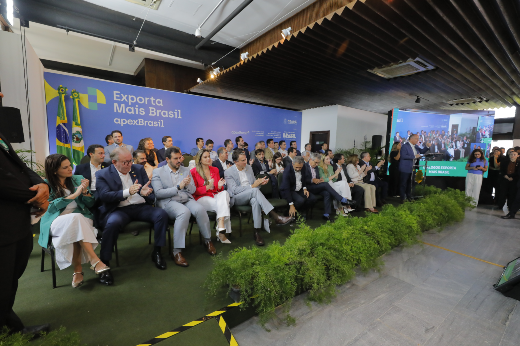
152, 251, 167, 270
22, 324, 50, 340
322, 215, 335, 223
340, 199, 356, 206
253, 231, 265, 246
131, 230, 140, 236
99, 270, 114, 286
501, 214, 515, 219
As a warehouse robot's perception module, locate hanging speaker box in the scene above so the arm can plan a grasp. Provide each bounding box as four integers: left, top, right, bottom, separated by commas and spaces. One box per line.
494, 256, 520, 300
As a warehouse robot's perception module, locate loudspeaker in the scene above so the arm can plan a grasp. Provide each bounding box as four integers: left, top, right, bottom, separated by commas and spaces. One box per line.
371, 135, 382, 150
0, 107, 25, 143
494, 256, 520, 300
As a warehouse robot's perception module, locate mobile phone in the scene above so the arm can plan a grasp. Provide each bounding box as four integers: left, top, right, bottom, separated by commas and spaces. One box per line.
475, 165, 481, 168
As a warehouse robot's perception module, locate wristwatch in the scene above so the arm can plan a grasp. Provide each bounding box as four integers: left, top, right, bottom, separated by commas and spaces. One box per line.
177, 184, 181, 190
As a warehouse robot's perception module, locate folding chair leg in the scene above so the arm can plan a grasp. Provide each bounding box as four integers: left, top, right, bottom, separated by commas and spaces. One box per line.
41, 248, 45, 272
247, 213, 251, 224
114, 242, 120, 267
238, 212, 243, 237
50, 248, 57, 289
167, 228, 172, 254
149, 227, 152, 245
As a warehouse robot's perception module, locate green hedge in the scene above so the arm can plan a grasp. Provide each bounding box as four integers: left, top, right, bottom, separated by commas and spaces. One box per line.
205, 187, 473, 324
0, 326, 83, 346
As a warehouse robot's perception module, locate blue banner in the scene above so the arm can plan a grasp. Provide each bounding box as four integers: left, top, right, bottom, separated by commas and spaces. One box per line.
44, 72, 301, 156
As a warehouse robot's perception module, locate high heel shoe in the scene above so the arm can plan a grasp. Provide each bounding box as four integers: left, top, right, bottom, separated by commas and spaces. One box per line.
216, 230, 231, 244
90, 261, 110, 275
72, 272, 84, 288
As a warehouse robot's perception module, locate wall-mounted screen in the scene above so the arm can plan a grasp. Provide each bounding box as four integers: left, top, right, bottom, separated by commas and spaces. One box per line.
389, 108, 495, 177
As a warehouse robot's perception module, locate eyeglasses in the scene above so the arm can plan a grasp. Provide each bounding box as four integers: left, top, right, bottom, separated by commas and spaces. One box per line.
120, 160, 133, 165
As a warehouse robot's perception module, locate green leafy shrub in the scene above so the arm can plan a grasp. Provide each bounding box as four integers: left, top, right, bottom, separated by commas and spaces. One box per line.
205, 189, 472, 324
0, 326, 83, 346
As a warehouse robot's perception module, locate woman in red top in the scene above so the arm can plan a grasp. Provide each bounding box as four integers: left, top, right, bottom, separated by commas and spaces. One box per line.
191, 149, 232, 243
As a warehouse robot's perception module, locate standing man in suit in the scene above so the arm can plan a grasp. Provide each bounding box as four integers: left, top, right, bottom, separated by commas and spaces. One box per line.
104, 130, 134, 163
305, 153, 355, 222
280, 156, 317, 218
284, 147, 298, 167
290, 141, 301, 156
234, 136, 250, 161
399, 134, 430, 203
156, 136, 172, 163
264, 139, 277, 161
394, 132, 402, 143
278, 140, 288, 157
333, 153, 364, 209
319, 143, 328, 154
152, 147, 216, 266
226, 150, 292, 246
213, 147, 233, 179
359, 152, 388, 206
190, 138, 204, 156
95, 147, 169, 285
0, 112, 50, 333
74, 144, 108, 196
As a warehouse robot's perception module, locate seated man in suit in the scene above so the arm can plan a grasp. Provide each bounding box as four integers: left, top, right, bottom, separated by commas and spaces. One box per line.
332, 153, 365, 209
105, 134, 114, 146
234, 136, 250, 161
95, 147, 169, 285
319, 142, 328, 154
156, 135, 172, 163
224, 139, 234, 159
278, 140, 288, 157
264, 138, 277, 160
358, 152, 388, 206
283, 147, 298, 167
280, 156, 317, 218
152, 147, 216, 267
104, 130, 134, 163
305, 153, 355, 222
133, 149, 155, 180
290, 141, 301, 156
252, 149, 280, 198
225, 149, 293, 246
213, 147, 233, 179
75, 144, 108, 197
205, 139, 218, 161
190, 137, 204, 156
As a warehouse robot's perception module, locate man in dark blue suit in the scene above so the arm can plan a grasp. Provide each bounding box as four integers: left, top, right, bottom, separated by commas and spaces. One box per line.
290, 141, 301, 156
280, 156, 317, 218
399, 134, 430, 203
212, 147, 233, 179
304, 153, 355, 221
156, 135, 172, 163
95, 147, 169, 285
74, 144, 108, 196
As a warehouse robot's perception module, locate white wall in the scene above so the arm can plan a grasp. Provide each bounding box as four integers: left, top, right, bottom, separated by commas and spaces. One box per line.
301, 105, 338, 150
0, 31, 48, 165
336, 105, 387, 151
301, 104, 387, 152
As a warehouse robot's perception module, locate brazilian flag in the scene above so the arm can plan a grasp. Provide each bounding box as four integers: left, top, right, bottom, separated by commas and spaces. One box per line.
71, 90, 84, 166
56, 85, 72, 162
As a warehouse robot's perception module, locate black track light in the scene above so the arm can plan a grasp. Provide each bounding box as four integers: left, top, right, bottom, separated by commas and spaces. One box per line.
415, 96, 421, 103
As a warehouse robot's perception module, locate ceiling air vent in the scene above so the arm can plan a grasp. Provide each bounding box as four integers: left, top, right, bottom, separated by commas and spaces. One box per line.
368, 58, 435, 79
125, 0, 161, 10
446, 96, 489, 106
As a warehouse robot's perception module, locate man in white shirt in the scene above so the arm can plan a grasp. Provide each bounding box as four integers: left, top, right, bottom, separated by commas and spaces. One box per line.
278, 140, 288, 157
74, 144, 108, 196
213, 147, 233, 179
205, 139, 218, 161
191, 138, 204, 156
95, 147, 169, 285
225, 149, 293, 246
152, 146, 216, 267
104, 130, 134, 162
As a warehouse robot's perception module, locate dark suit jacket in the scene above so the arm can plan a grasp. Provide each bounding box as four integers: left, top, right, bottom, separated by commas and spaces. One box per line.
234, 146, 250, 161
0, 130, 45, 245
399, 142, 429, 173
212, 159, 233, 179
303, 162, 319, 186
332, 163, 353, 183
283, 156, 293, 167
95, 164, 155, 228
74, 161, 108, 188
280, 164, 310, 204
296, 150, 301, 156
156, 148, 166, 163
358, 159, 379, 183
252, 158, 272, 176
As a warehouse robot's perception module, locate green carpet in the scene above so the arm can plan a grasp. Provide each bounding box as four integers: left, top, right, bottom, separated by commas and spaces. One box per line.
15, 200, 387, 346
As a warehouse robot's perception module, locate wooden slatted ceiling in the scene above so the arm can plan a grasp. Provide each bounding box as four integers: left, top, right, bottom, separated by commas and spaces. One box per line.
189, 0, 520, 113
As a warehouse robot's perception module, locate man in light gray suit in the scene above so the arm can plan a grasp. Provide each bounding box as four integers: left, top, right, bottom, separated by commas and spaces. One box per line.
225, 149, 293, 246
104, 130, 134, 163
151, 146, 216, 267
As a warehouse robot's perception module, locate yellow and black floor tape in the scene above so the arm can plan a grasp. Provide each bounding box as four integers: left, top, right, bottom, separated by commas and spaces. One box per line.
136, 302, 242, 346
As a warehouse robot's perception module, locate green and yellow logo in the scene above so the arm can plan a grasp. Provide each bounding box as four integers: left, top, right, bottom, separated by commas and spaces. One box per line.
45, 81, 106, 110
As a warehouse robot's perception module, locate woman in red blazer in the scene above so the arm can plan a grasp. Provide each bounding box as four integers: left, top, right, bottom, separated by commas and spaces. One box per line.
191, 149, 232, 243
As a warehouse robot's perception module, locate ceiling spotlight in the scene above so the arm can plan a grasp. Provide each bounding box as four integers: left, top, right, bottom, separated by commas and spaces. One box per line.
197, 78, 203, 84
241, 52, 249, 60
281, 27, 292, 39
195, 27, 202, 38
415, 96, 420, 103
210, 74, 215, 79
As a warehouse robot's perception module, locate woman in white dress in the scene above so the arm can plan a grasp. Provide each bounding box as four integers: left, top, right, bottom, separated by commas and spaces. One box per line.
39, 154, 109, 288
317, 154, 353, 216
345, 154, 378, 213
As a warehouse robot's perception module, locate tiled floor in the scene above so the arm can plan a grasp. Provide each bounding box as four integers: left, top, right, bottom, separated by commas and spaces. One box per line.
232, 206, 520, 346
